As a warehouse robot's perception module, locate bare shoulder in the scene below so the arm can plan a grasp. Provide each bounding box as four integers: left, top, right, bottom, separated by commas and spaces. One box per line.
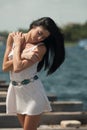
37, 44, 47, 54
32, 44, 47, 61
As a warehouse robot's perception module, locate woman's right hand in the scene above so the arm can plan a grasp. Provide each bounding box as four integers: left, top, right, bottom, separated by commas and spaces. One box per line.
13, 32, 25, 47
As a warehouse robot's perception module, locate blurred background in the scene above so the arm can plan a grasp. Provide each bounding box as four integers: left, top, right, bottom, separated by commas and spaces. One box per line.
0, 0, 87, 110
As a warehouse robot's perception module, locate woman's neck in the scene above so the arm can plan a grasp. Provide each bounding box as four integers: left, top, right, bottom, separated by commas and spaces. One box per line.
24, 32, 31, 43
24, 32, 38, 45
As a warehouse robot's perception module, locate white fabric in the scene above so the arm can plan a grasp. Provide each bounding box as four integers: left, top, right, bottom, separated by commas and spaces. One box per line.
6, 43, 52, 115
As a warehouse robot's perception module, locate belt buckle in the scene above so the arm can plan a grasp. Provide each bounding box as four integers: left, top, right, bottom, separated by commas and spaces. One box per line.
12, 81, 21, 86
17, 82, 21, 86
30, 78, 34, 82
21, 79, 29, 85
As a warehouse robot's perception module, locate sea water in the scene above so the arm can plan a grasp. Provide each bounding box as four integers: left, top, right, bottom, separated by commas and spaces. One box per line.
0, 41, 87, 110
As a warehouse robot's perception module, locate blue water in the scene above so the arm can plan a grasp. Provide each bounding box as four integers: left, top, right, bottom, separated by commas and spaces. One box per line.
0, 41, 87, 110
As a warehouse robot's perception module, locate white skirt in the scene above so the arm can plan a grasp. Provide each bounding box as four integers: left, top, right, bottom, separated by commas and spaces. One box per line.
6, 79, 52, 115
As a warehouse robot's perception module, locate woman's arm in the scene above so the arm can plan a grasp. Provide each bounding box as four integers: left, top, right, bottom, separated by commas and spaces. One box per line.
2, 34, 13, 72
12, 34, 46, 72
13, 44, 46, 73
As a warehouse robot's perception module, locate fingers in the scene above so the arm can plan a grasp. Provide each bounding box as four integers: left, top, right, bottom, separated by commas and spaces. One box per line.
8, 31, 25, 47
15, 32, 23, 37
13, 32, 25, 45
9, 32, 16, 38
12, 32, 24, 41
9, 31, 23, 38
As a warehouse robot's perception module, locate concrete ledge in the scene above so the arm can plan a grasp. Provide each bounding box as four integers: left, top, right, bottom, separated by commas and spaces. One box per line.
0, 101, 84, 113
0, 91, 7, 102
0, 126, 87, 130
40, 112, 87, 125
0, 114, 21, 128
47, 94, 58, 101
51, 101, 83, 112
0, 91, 7, 96
60, 120, 81, 128
0, 102, 6, 112
0, 84, 8, 91
1, 112, 86, 128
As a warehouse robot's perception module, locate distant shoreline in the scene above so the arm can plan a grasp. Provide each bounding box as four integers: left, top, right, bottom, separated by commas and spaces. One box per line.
65, 42, 77, 47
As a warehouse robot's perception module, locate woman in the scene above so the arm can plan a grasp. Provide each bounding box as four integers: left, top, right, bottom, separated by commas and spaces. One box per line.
2, 17, 65, 130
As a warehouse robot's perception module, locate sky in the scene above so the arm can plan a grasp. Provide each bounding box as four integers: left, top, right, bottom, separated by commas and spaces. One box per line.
0, 0, 87, 31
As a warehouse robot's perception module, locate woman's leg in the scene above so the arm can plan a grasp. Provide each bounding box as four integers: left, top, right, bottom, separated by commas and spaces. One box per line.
17, 113, 25, 128
24, 114, 41, 130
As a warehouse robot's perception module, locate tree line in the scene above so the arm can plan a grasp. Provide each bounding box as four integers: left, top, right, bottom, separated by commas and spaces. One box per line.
0, 21, 87, 43
63, 21, 87, 42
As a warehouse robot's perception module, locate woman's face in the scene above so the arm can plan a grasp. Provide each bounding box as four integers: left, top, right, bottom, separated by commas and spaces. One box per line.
29, 26, 50, 43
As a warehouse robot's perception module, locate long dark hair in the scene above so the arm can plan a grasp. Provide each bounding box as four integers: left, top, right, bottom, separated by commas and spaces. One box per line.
29, 17, 65, 75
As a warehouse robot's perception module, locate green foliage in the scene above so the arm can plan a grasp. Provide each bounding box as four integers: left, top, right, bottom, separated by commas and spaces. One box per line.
0, 21, 87, 44
0, 31, 9, 38
63, 21, 87, 42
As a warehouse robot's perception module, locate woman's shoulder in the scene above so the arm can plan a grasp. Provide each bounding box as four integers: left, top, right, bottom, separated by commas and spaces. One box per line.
35, 43, 47, 57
